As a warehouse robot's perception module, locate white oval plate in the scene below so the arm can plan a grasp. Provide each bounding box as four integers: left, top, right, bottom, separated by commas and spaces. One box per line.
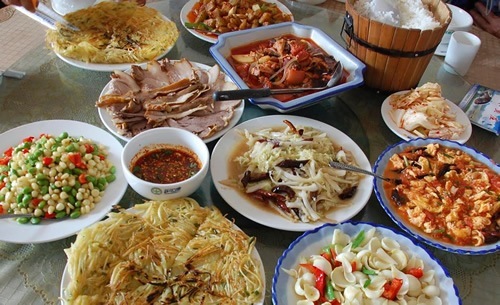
373, 137, 500, 255
0, 120, 127, 244
180, 0, 293, 44
98, 61, 244, 143
60, 208, 266, 305
211, 115, 373, 232
381, 90, 472, 144
272, 221, 461, 305
54, 15, 176, 72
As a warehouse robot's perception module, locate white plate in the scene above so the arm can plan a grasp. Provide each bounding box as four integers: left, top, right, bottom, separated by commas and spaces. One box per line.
272, 221, 461, 305
98, 61, 244, 143
180, 0, 293, 44
373, 138, 500, 255
211, 115, 373, 232
60, 208, 266, 304
0, 120, 127, 244
381, 90, 472, 144
54, 14, 176, 72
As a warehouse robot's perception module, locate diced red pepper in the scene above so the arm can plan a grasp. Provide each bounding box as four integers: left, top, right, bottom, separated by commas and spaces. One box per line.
351, 261, 357, 271
68, 153, 87, 169
78, 173, 87, 184
42, 157, 53, 166
0, 182, 5, 189
0, 205, 3, 214
98, 154, 105, 161
22, 148, 29, 154
32, 198, 43, 207
4, 147, 13, 157
44, 212, 56, 219
0, 156, 11, 166
406, 267, 424, 279
23, 136, 35, 143
84, 143, 94, 154
382, 278, 403, 300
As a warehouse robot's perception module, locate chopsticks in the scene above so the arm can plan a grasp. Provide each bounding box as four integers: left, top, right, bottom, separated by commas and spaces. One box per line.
14, 2, 79, 31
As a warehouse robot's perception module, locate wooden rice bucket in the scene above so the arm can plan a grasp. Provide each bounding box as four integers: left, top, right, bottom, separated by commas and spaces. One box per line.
343, 0, 451, 92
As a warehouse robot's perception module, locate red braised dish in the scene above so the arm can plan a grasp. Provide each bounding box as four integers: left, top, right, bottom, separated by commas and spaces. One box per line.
130, 145, 201, 184
228, 35, 345, 102
383, 143, 500, 246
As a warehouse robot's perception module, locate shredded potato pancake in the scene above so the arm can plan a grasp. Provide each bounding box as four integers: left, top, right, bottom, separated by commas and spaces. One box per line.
63, 198, 263, 304
46, 2, 179, 64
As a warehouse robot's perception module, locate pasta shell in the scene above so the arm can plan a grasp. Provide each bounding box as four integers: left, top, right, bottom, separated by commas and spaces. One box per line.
390, 265, 410, 296
343, 285, 363, 303
417, 295, 443, 305
381, 237, 401, 251
390, 249, 409, 270
294, 273, 315, 296
422, 284, 441, 297
406, 274, 422, 297
303, 283, 320, 301
297, 300, 314, 305
312, 255, 332, 275
332, 229, 351, 246
331, 266, 353, 289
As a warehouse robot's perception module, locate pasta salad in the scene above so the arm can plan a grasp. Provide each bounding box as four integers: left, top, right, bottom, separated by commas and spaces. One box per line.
284, 227, 443, 305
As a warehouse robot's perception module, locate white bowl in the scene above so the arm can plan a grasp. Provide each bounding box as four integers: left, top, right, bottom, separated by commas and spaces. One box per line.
209, 22, 366, 113
121, 128, 209, 200
373, 138, 499, 255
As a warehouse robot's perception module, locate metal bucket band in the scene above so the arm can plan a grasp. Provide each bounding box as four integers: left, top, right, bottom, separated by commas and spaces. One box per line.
341, 12, 438, 58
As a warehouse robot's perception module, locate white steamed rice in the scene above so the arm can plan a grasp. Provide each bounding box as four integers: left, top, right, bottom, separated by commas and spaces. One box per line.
354, 0, 441, 30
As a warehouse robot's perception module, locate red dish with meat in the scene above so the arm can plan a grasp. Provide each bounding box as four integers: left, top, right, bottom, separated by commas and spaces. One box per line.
227, 34, 347, 102
382, 143, 500, 247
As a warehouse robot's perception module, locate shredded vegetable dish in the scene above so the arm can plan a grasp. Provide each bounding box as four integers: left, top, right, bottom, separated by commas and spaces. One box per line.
185, 0, 292, 36
63, 198, 263, 304
0, 133, 116, 224
389, 83, 465, 140
383, 143, 500, 246
225, 120, 361, 223
228, 35, 342, 102
285, 228, 443, 304
46, 2, 179, 64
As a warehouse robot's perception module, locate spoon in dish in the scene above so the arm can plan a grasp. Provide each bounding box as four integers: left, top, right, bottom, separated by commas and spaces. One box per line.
213, 61, 343, 101
329, 161, 394, 182
0, 213, 35, 220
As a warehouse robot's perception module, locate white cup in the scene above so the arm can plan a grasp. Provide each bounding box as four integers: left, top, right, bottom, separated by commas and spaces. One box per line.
444, 31, 481, 76
51, 0, 96, 15
436, 4, 473, 56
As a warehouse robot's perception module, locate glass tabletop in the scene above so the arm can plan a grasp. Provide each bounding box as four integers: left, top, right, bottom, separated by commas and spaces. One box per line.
0, 1, 498, 305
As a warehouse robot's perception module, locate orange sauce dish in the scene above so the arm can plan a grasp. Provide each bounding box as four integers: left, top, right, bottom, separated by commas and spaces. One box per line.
130, 144, 201, 184
383, 143, 500, 247
228, 35, 346, 102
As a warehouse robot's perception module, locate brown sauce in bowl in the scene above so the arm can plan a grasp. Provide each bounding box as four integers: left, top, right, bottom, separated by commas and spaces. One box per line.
130, 144, 201, 184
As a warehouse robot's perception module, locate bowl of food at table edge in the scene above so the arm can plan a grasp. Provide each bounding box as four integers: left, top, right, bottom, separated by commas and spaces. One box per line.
272, 221, 461, 305
121, 127, 209, 200
180, 0, 294, 44
209, 22, 366, 113
373, 137, 500, 255
380, 82, 472, 144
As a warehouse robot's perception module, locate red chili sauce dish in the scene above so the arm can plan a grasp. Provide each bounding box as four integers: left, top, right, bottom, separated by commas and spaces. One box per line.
228, 34, 347, 102
130, 144, 201, 184
382, 143, 500, 247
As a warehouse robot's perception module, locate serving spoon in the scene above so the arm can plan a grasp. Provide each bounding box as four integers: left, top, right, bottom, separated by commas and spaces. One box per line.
213, 61, 343, 101
329, 161, 392, 182
0, 213, 35, 220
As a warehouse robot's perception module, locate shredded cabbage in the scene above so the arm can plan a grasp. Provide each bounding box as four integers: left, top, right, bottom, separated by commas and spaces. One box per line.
234, 121, 361, 223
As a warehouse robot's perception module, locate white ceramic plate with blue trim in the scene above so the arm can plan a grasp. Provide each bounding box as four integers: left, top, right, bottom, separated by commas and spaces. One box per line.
0, 120, 127, 244
373, 138, 499, 255
272, 221, 462, 305
210, 22, 366, 113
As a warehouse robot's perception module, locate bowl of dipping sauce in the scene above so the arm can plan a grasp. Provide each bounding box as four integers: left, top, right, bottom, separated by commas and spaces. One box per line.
121, 127, 209, 200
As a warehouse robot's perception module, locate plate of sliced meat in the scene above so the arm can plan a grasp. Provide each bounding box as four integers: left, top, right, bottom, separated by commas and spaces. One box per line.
96, 58, 244, 143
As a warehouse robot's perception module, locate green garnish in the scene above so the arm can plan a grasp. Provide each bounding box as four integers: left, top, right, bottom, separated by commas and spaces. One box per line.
363, 279, 371, 288
362, 266, 377, 275
351, 230, 365, 248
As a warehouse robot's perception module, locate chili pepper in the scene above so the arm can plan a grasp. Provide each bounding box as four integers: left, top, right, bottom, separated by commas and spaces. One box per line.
23, 136, 35, 143
84, 143, 94, 154
44, 212, 56, 219
4, 147, 13, 157
299, 263, 326, 299
68, 153, 87, 169
32, 198, 42, 207
382, 278, 403, 300
406, 267, 424, 278
351, 261, 357, 271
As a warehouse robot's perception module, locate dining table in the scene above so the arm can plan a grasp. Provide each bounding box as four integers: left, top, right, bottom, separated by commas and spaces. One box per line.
0, 1, 498, 304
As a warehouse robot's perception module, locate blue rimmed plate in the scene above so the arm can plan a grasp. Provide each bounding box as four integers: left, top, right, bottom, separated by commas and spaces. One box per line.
272, 221, 461, 305
210, 22, 365, 113
373, 138, 499, 255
